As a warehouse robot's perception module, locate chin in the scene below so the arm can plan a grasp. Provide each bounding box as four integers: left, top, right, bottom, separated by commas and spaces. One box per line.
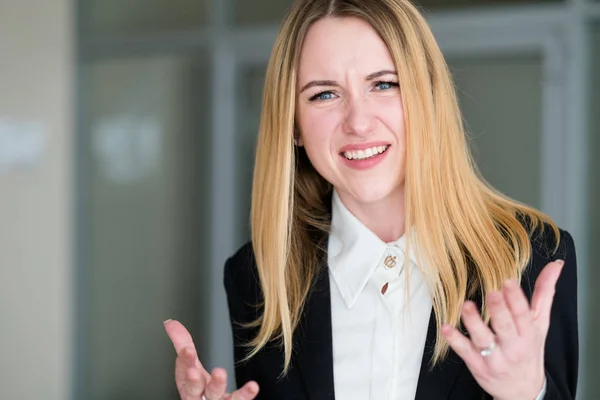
343, 181, 402, 205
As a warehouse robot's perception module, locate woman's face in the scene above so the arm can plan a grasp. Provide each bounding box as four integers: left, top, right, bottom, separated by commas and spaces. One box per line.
296, 16, 406, 206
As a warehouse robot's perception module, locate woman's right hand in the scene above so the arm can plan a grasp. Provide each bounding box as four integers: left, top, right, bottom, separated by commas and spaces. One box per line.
164, 319, 260, 400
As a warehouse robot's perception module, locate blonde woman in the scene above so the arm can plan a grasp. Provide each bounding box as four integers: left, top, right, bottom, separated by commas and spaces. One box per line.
164, 0, 578, 399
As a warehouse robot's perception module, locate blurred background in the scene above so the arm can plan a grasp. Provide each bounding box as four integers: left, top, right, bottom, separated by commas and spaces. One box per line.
0, 0, 598, 398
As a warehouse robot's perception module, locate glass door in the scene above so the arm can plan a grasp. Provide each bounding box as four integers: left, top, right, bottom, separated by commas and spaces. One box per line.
79, 52, 213, 400
448, 54, 544, 210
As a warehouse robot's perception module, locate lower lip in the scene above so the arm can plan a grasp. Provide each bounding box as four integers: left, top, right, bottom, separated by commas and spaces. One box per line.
340, 147, 390, 170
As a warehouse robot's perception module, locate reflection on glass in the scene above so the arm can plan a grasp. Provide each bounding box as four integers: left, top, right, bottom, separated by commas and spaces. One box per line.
0, 119, 45, 173
448, 54, 543, 209
84, 0, 209, 36
92, 116, 162, 183
82, 54, 211, 400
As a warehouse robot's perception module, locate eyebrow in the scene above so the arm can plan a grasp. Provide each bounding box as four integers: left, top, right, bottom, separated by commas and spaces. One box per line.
299, 69, 398, 93
366, 69, 397, 80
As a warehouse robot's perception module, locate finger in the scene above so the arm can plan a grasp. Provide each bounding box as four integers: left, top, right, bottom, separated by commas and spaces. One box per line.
174, 352, 210, 400
175, 347, 209, 381
165, 320, 210, 380
176, 359, 207, 400
441, 324, 487, 374
204, 368, 228, 400
501, 279, 533, 337
487, 291, 518, 343
530, 260, 564, 326
461, 301, 496, 350
228, 381, 260, 400
164, 319, 198, 355
177, 346, 200, 369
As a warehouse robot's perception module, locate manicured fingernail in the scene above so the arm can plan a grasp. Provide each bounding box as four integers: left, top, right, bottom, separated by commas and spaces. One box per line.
163, 319, 172, 324
249, 382, 259, 393
555, 260, 565, 268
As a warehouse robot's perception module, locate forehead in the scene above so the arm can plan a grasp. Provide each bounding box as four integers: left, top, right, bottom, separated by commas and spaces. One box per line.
298, 16, 395, 79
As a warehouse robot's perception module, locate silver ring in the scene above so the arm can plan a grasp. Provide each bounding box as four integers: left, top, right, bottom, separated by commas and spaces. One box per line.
202, 395, 207, 400
479, 340, 496, 357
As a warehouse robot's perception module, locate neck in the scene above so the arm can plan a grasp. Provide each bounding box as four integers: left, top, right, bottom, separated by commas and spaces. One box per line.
337, 186, 406, 243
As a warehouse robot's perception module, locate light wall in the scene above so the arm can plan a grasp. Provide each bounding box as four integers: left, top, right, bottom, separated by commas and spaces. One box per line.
0, 0, 74, 399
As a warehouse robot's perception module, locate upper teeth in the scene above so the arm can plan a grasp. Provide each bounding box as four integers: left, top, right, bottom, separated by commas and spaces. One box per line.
343, 145, 389, 160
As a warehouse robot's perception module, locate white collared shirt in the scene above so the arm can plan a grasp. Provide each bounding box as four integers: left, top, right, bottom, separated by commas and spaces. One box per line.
327, 190, 432, 399
327, 190, 547, 400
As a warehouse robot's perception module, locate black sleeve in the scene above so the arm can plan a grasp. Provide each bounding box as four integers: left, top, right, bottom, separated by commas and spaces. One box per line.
543, 229, 578, 400
223, 254, 262, 391
223, 248, 308, 400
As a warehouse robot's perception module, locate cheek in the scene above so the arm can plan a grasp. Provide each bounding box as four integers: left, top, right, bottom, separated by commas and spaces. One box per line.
297, 107, 342, 152
376, 97, 405, 140
296, 109, 342, 180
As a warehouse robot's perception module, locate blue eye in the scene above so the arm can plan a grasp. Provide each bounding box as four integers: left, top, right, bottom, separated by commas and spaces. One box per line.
375, 81, 399, 91
309, 91, 335, 102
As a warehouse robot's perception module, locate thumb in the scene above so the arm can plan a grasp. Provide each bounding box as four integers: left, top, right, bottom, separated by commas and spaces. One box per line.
531, 260, 564, 328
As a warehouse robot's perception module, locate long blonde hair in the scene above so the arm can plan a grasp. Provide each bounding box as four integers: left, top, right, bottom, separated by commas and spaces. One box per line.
248, 0, 559, 373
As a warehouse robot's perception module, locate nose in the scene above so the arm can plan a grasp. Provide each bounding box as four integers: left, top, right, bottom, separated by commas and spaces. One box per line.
342, 96, 376, 137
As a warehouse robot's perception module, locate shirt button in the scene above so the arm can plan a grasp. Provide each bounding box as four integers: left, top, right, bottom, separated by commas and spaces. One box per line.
383, 253, 398, 269
381, 282, 389, 295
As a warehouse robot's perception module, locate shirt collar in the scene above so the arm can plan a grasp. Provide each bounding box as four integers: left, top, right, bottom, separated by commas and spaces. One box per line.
327, 190, 421, 309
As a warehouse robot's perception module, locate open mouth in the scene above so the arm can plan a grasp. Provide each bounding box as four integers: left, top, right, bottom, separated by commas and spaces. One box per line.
341, 144, 390, 161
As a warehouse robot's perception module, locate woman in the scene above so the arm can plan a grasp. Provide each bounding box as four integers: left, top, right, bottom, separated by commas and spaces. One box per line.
164, 0, 578, 399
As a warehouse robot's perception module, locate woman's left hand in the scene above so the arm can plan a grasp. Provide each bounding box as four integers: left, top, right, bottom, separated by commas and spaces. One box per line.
441, 259, 564, 400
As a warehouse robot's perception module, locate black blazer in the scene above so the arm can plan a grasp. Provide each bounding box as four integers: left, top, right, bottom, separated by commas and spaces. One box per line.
223, 227, 578, 400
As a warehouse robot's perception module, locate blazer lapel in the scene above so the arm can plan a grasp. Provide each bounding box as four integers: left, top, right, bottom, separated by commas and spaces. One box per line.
414, 309, 465, 400
296, 265, 336, 400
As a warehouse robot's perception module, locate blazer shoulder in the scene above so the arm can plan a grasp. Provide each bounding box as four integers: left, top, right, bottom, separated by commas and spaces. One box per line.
223, 241, 262, 310
521, 220, 577, 297
224, 241, 256, 276
527, 221, 576, 266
